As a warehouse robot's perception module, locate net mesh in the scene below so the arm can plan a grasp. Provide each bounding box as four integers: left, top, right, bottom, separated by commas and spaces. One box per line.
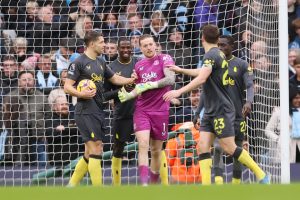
0, 0, 281, 186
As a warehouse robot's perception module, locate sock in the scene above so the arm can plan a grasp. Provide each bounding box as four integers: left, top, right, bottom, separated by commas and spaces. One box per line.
111, 156, 122, 186
232, 178, 241, 184
159, 151, 168, 185
149, 170, 160, 184
68, 156, 88, 186
199, 153, 212, 185
88, 155, 102, 186
139, 165, 149, 185
233, 148, 266, 181
214, 176, 224, 185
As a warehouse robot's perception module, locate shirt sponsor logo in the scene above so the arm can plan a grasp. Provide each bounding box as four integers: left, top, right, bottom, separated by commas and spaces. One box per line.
141, 72, 157, 82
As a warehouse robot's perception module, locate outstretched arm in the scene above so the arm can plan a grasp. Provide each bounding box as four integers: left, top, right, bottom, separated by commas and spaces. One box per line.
163, 67, 212, 101
118, 67, 175, 103
169, 65, 201, 77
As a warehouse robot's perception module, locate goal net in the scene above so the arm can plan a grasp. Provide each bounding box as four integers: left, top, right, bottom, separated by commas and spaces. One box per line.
0, 0, 282, 186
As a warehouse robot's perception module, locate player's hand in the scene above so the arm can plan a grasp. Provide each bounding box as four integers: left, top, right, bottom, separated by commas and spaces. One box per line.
124, 83, 135, 92
135, 82, 158, 94
163, 90, 181, 101
79, 89, 96, 99
193, 113, 200, 129
242, 140, 249, 151
56, 125, 65, 132
242, 102, 252, 118
168, 65, 183, 74
118, 87, 135, 102
131, 70, 138, 80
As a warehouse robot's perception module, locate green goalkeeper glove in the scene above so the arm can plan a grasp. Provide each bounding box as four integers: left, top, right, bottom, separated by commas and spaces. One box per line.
118, 87, 136, 103
135, 81, 158, 95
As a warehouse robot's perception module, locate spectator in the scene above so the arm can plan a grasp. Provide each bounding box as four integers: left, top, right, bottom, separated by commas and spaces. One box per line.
0, 96, 27, 165
46, 95, 83, 167
36, 53, 59, 95
289, 18, 300, 49
265, 88, 300, 163
194, 0, 218, 30
102, 39, 118, 64
7, 71, 52, 166
289, 48, 300, 77
12, 37, 29, 63
144, 10, 169, 46
126, 13, 144, 36
0, 55, 18, 105
30, 5, 69, 54
73, 15, 94, 39
53, 38, 77, 77
129, 29, 143, 57
290, 54, 300, 91
101, 11, 125, 40
162, 27, 195, 84
17, 0, 39, 39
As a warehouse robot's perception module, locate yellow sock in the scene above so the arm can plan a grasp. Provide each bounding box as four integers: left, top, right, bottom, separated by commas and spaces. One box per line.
112, 157, 122, 186
159, 151, 168, 185
238, 149, 265, 181
232, 178, 241, 184
199, 158, 212, 185
88, 156, 102, 186
214, 176, 223, 185
68, 157, 88, 186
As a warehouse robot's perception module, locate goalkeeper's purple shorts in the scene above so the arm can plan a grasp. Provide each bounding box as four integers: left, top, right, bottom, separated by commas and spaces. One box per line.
133, 110, 169, 140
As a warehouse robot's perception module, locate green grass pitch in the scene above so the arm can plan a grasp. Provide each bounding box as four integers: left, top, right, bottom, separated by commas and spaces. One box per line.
0, 184, 298, 200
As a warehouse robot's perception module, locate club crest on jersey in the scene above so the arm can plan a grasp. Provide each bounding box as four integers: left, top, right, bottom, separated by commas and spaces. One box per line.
141, 72, 157, 82
154, 60, 159, 65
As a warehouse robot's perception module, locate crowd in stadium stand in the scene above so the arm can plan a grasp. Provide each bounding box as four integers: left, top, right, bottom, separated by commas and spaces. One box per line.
0, 0, 299, 170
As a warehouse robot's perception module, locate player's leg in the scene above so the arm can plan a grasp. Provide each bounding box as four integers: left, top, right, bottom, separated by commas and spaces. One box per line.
218, 136, 268, 183
159, 150, 169, 185
198, 131, 215, 185
213, 139, 224, 185
149, 139, 164, 184
136, 130, 151, 186
86, 140, 103, 186
232, 139, 243, 184
111, 119, 132, 186
68, 144, 89, 187
150, 113, 169, 185
111, 139, 125, 186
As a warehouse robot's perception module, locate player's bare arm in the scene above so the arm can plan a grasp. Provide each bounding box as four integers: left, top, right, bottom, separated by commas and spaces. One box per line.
109, 74, 135, 86
163, 66, 212, 101
169, 65, 201, 77
64, 78, 96, 99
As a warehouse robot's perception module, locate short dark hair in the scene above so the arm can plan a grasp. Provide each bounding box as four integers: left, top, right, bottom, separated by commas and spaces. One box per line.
219, 35, 234, 46
202, 24, 220, 44
2, 55, 16, 63
118, 37, 130, 46
18, 70, 35, 79
84, 31, 103, 46
139, 34, 154, 45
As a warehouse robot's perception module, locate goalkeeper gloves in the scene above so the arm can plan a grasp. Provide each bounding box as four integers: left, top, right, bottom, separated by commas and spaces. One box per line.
135, 81, 158, 95
118, 87, 136, 103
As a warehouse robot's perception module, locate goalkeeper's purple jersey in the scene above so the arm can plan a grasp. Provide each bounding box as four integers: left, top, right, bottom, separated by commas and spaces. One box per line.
135, 54, 175, 112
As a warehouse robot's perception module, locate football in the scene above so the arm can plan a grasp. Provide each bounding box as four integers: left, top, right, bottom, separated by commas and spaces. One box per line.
76, 79, 96, 92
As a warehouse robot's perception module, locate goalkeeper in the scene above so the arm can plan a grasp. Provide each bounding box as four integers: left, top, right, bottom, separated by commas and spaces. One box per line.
118, 34, 175, 186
